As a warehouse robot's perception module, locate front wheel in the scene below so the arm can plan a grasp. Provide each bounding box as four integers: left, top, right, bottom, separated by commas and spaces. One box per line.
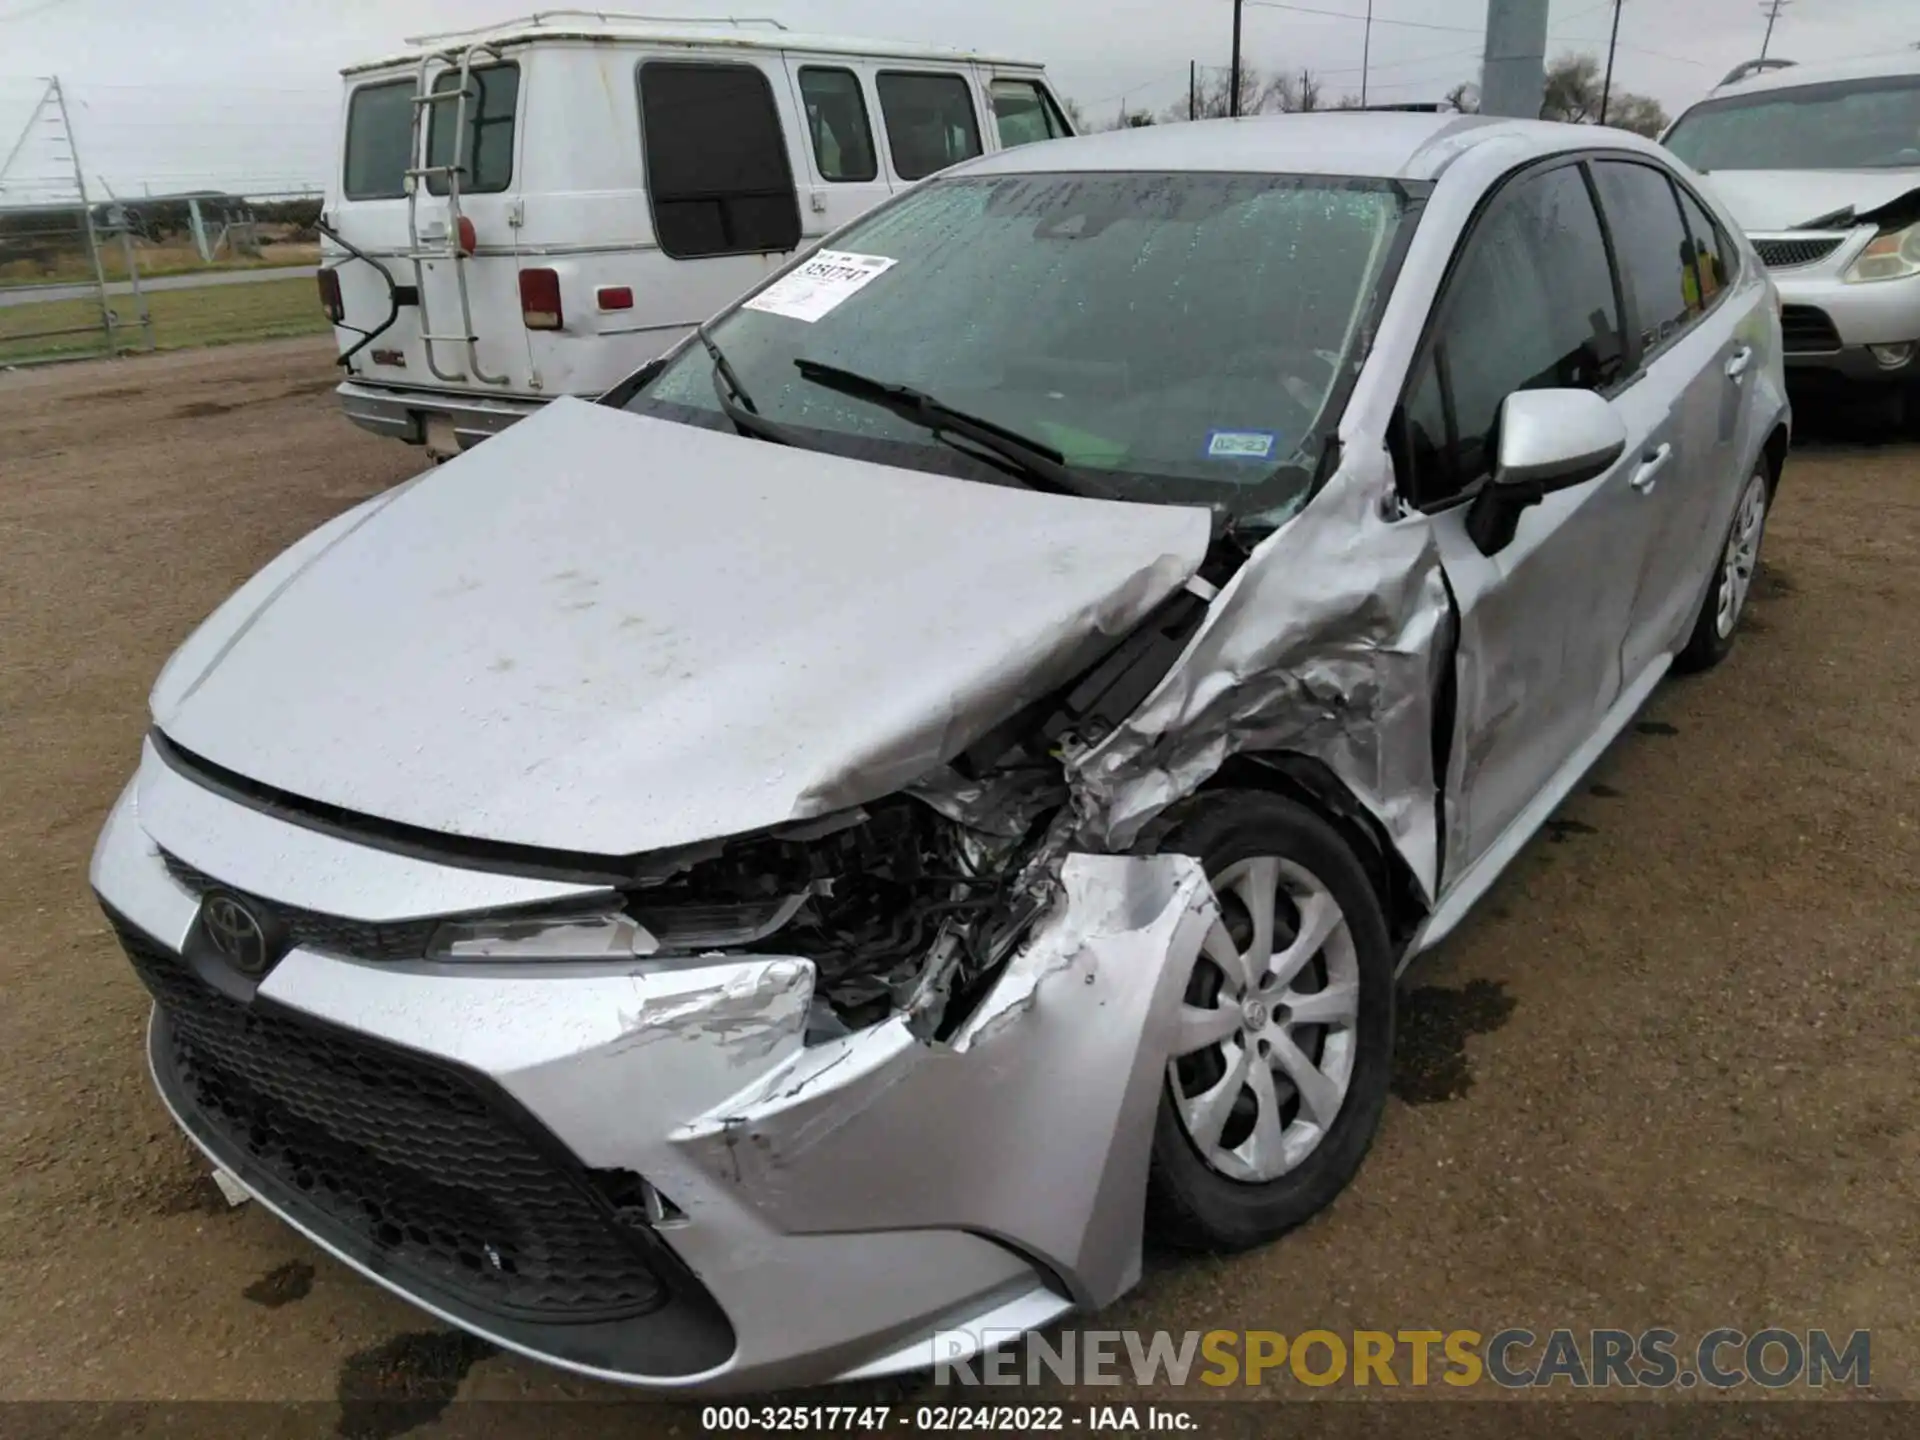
1675, 464, 1771, 673
1140, 792, 1395, 1252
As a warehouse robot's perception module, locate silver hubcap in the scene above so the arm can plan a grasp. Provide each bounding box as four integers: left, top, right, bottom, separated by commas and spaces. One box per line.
1168, 856, 1359, 1183
1716, 472, 1768, 640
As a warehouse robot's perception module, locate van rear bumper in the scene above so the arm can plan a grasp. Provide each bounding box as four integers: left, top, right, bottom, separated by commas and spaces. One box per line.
336, 380, 548, 451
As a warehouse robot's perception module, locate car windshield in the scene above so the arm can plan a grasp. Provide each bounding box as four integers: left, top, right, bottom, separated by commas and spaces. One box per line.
1664, 73, 1920, 171
626, 170, 1409, 526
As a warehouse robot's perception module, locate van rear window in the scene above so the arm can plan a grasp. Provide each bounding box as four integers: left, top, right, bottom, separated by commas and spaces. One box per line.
427, 63, 520, 195
638, 61, 802, 260
343, 80, 413, 200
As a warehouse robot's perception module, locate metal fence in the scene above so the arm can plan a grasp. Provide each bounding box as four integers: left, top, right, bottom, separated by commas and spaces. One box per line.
0, 76, 152, 363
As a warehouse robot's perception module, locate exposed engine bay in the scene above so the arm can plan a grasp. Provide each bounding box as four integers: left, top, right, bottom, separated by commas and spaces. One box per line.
617, 581, 1221, 1037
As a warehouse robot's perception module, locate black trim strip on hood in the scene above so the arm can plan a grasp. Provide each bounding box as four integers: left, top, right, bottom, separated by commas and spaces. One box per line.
148, 728, 663, 887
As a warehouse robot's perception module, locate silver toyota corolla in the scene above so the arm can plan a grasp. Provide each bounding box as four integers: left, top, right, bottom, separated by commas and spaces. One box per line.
91, 113, 1789, 1393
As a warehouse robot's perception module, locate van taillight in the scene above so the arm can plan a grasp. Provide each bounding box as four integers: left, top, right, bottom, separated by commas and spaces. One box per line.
317, 269, 344, 324
519, 268, 563, 331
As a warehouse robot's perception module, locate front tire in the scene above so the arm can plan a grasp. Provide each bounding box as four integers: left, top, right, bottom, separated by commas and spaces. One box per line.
1139, 792, 1395, 1252
1676, 463, 1771, 673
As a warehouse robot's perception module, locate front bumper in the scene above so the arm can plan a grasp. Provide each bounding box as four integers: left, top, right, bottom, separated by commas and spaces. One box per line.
90, 743, 1214, 1393
336, 380, 547, 451
1765, 248, 1920, 380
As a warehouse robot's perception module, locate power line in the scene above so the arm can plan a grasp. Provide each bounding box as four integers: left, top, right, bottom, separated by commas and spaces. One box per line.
0, 0, 82, 23
1245, 1, 1483, 35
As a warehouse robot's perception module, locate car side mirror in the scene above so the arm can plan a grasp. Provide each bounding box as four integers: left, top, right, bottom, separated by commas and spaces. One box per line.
1467, 389, 1627, 555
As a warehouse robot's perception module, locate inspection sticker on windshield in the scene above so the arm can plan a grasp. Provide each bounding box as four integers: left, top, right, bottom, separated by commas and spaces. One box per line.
1205, 430, 1279, 462
744, 250, 898, 323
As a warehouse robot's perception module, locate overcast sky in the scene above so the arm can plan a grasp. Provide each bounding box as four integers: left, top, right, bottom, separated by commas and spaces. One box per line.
1, 0, 1914, 200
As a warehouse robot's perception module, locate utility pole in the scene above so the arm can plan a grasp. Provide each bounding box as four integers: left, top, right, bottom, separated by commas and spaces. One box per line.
1230, 0, 1245, 118
1191, 59, 1198, 121
1600, 0, 1623, 125
1481, 0, 1550, 119
1361, 0, 1373, 107
1758, 0, 1791, 59
51, 76, 119, 352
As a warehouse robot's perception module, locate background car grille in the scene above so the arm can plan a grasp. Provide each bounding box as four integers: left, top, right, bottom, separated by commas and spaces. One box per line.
1780, 305, 1843, 355
114, 917, 666, 1323
161, 851, 437, 961
1752, 237, 1844, 270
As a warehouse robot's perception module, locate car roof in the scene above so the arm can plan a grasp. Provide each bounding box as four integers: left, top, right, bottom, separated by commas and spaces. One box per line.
1700, 49, 1920, 101
958, 112, 1668, 183
342, 15, 1043, 76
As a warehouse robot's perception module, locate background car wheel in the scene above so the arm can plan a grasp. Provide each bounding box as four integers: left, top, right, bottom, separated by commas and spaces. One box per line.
1138, 791, 1394, 1252
1675, 463, 1771, 673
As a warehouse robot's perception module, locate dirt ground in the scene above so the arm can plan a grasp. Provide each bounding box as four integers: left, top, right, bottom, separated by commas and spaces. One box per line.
0, 340, 1914, 1426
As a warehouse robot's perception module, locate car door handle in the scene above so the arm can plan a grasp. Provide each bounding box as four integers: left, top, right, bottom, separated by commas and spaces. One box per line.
1630, 444, 1673, 494
1725, 346, 1754, 380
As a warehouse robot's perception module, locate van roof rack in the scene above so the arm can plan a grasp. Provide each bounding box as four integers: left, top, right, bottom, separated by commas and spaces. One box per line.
403, 11, 788, 46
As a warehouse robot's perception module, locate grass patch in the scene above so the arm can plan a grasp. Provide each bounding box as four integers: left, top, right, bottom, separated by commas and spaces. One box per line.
0, 276, 329, 365
0, 241, 320, 288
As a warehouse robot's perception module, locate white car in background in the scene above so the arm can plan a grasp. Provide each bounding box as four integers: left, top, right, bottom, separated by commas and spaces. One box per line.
1665, 52, 1920, 424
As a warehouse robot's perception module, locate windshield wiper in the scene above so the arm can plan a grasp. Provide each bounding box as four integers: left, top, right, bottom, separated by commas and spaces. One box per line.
793, 358, 1096, 499
699, 326, 792, 446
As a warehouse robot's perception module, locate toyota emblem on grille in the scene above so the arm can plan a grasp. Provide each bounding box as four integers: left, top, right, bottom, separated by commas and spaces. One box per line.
202, 893, 275, 976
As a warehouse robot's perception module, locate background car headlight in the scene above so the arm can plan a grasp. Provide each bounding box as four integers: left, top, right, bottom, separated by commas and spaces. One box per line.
1843, 222, 1920, 284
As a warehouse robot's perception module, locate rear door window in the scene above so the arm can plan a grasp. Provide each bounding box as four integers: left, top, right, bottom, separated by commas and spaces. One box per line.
1675, 186, 1735, 317
343, 80, 414, 200
990, 79, 1071, 148
798, 67, 879, 182
426, 63, 520, 195
1591, 160, 1697, 355
638, 61, 803, 260
876, 72, 983, 180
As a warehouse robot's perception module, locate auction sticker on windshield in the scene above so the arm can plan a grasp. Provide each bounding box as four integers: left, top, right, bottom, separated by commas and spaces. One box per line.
744, 250, 899, 324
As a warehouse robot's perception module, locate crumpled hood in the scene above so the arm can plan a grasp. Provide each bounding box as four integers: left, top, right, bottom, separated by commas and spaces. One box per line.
1698, 168, 1920, 231
155, 398, 1211, 858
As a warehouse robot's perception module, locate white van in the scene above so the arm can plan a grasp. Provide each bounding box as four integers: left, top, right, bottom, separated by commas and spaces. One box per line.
316, 12, 1075, 456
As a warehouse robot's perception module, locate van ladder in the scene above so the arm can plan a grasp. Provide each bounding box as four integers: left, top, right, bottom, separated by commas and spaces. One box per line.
404, 41, 509, 386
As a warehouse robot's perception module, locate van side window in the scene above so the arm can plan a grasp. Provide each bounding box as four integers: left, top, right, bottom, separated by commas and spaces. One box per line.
343, 80, 413, 201
1396, 163, 1624, 508
798, 68, 878, 183
876, 72, 983, 180
990, 79, 1071, 148
427, 63, 520, 196
638, 61, 803, 261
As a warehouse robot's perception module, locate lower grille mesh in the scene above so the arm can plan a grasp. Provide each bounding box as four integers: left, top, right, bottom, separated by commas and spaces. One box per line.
1780, 305, 1843, 355
116, 919, 665, 1322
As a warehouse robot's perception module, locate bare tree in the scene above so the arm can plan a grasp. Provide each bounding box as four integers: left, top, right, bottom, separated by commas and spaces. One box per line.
1540, 53, 1670, 136
1059, 96, 1091, 133
1295, 69, 1324, 113
1166, 64, 1295, 121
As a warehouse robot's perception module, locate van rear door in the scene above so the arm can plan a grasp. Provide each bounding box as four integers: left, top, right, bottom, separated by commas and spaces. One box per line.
324, 61, 531, 399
